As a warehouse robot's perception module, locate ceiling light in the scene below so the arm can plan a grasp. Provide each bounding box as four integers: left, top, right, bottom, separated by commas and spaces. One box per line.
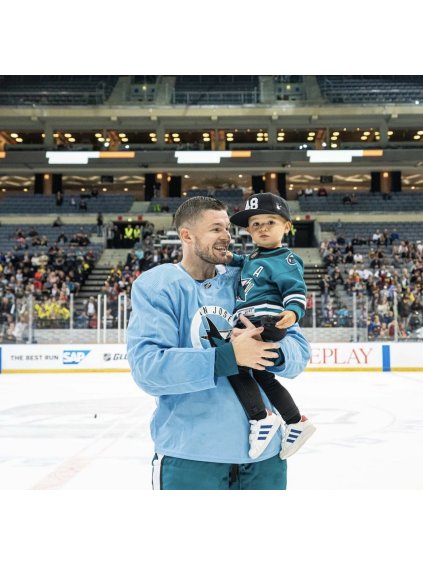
10, 133, 18, 138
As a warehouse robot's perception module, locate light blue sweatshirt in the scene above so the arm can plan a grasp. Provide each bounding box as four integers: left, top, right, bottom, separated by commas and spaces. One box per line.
127, 262, 310, 464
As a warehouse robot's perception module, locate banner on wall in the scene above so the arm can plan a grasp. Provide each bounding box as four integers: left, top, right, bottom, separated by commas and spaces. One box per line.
0, 344, 130, 373
306, 343, 382, 371
0, 343, 421, 373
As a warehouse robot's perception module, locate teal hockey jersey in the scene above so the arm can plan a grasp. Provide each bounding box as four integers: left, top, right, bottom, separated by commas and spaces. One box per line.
231, 247, 307, 325
127, 262, 310, 464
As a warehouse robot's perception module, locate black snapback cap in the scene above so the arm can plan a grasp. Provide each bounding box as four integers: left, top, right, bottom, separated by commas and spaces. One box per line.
230, 193, 291, 227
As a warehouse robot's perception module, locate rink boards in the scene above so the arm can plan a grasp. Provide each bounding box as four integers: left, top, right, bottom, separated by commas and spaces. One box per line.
0, 342, 421, 373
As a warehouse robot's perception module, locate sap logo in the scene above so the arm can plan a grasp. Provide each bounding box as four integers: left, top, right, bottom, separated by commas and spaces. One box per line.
63, 350, 91, 365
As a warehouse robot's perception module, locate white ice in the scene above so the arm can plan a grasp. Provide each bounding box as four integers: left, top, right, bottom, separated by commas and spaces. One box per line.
0, 370, 422, 489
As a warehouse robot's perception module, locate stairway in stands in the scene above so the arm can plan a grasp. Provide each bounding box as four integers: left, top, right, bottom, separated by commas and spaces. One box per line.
74, 249, 129, 315
294, 247, 329, 319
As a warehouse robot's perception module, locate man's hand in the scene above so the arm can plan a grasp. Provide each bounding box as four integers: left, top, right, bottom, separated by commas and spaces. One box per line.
231, 314, 262, 340
231, 314, 280, 370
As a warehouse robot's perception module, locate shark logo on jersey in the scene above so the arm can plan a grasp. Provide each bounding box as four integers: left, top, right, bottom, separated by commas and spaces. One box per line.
236, 277, 254, 302
190, 305, 233, 349
286, 253, 296, 266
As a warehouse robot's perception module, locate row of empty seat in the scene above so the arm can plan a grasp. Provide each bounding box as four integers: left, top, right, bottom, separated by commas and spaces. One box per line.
172, 75, 260, 105
317, 75, 423, 104
0, 194, 134, 214
320, 221, 422, 243
299, 192, 423, 213
0, 76, 119, 106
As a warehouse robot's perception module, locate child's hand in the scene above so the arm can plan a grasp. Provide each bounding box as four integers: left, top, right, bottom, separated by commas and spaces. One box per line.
275, 310, 296, 330
223, 250, 233, 264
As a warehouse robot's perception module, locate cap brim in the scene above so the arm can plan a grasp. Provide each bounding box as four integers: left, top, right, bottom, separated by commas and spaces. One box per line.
230, 208, 290, 227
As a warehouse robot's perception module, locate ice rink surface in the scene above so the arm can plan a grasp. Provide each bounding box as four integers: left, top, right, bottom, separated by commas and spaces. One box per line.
0, 369, 422, 490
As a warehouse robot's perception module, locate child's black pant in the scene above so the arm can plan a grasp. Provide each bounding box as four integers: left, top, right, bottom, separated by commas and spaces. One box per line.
228, 316, 300, 423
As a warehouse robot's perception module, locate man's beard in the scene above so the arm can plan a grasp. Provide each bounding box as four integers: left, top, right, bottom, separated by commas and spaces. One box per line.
194, 243, 223, 265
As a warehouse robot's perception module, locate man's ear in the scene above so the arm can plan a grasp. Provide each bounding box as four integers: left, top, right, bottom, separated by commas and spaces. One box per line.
179, 227, 191, 244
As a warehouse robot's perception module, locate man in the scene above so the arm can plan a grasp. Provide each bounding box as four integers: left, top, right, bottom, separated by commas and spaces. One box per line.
127, 196, 310, 490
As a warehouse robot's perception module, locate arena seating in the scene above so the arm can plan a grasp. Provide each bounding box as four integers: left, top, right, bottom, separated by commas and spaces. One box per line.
0, 194, 134, 214
0, 76, 118, 105
173, 76, 260, 105
317, 75, 423, 104
0, 223, 104, 255
298, 191, 423, 213
320, 221, 422, 243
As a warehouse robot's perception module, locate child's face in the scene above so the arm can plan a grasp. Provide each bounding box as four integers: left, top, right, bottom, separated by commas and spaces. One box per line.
246, 214, 291, 249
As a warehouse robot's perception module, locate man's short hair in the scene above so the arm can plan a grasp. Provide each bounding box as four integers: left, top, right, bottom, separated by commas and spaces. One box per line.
174, 196, 227, 232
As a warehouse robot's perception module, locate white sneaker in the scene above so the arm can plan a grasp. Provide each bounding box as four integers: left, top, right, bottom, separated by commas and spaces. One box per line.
280, 415, 316, 460
248, 410, 282, 459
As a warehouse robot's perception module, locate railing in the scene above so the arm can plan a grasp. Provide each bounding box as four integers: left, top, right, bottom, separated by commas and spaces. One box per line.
3, 290, 421, 345
171, 90, 259, 105
300, 290, 422, 342
1, 293, 130, 345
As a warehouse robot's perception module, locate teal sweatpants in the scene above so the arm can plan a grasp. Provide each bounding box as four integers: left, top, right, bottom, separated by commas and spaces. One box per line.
152, 453, 287, 490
